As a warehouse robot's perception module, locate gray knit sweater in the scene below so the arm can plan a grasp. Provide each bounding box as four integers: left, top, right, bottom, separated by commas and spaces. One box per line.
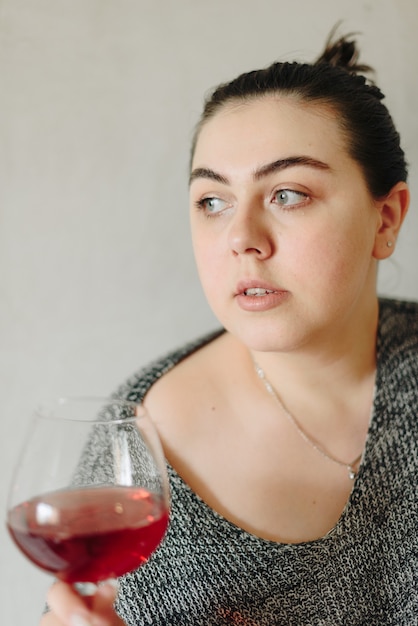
112, 298, 418, 625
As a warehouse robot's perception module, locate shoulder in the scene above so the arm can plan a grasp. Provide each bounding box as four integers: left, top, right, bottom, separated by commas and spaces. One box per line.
378, 297, 418, 404
114, 328, 225, 404
378, 297, 418, 360
378, 298, 418, 363
120, 329, 249, 473
379, 297, 418, 333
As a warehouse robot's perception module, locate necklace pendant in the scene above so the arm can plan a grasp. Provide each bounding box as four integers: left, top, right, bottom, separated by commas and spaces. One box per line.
348, 467, 356, 480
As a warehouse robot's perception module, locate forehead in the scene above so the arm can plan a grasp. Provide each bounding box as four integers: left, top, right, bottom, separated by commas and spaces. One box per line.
192, 96, 349, 171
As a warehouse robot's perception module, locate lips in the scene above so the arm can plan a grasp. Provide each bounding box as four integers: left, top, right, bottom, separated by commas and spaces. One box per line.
235, 280, 289, 312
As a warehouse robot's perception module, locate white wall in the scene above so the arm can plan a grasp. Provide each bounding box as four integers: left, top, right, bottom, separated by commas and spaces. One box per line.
1, 1, 417, 623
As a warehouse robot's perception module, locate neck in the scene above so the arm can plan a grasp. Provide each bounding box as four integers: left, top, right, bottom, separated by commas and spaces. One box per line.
247, 322, 378, 477
245, 299, 379, 457
251, 297, 379, 397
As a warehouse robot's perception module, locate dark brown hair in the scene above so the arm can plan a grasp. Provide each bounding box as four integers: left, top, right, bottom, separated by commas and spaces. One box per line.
191, 29, 408, 198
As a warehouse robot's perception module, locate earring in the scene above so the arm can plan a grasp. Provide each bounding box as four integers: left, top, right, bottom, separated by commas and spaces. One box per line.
387, 241, 393, 248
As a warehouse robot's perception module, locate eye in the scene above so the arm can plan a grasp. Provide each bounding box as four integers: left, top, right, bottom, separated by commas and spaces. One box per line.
195, 196, 229, 215
274, 189, 308, 208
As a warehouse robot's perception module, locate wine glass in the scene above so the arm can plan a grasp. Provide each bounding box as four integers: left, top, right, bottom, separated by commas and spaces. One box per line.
6, 397, 170, 594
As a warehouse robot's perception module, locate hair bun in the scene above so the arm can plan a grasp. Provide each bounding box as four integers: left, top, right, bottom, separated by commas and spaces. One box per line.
315, 27, 372, 76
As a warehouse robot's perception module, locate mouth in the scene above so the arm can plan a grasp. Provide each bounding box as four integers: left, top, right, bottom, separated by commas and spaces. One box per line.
234, 280, 288, 312
235, 280, 283, 296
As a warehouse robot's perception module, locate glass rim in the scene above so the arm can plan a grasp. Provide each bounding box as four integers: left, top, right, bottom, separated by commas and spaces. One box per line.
33, 396, 146, 424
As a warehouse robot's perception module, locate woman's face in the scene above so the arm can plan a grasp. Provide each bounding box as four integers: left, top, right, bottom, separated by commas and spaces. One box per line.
189, 96, 383, 354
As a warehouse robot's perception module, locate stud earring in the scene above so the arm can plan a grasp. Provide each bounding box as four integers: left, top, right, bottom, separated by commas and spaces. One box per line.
387, 241, 393, 248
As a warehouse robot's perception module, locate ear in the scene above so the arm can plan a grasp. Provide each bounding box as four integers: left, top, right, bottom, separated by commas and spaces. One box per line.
372, 181, 410, 260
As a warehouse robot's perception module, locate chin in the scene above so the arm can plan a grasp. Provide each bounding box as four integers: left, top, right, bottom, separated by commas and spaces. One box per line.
228, 321, 308, 355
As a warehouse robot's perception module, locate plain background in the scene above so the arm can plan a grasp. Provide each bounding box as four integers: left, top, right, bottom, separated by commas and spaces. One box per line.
1, 1, 417, 623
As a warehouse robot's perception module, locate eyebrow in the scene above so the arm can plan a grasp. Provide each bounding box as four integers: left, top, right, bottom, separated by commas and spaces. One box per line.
189, 167, 229, 186
189, 156, 330, 186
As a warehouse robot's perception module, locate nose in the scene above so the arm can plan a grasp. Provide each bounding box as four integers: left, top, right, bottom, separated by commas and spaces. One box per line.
227, 207, 274, 259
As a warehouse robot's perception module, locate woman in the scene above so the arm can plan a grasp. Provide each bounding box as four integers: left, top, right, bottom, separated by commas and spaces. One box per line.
42, 31, 417, 626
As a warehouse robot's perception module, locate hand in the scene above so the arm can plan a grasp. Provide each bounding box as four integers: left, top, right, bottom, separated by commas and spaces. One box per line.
40, 581, 126, 626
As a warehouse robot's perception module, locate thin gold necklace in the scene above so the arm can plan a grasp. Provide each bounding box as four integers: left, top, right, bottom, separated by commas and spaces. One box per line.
254, 362, 363, 480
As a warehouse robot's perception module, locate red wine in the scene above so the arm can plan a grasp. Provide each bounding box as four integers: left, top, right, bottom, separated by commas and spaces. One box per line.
7, 486, 169, 583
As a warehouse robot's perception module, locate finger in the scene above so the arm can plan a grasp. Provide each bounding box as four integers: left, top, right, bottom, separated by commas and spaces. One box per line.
40, 608, 89, 626
40, 611, 65, 626
46, 581, 93, 626
91, 582, 125, 625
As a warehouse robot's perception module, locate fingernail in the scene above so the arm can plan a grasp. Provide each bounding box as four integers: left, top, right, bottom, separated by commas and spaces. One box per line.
106, 578, 119, 590
98, 578, 119, 597
70, 614, 93, 626
99, 577, 119, 590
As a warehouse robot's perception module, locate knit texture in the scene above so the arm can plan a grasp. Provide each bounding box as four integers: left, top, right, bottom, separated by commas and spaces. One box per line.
110, 298, 418, 625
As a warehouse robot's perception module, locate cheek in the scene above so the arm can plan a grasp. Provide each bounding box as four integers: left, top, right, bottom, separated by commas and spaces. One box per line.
191, 232, 221, 290
285, 225, 363, 290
